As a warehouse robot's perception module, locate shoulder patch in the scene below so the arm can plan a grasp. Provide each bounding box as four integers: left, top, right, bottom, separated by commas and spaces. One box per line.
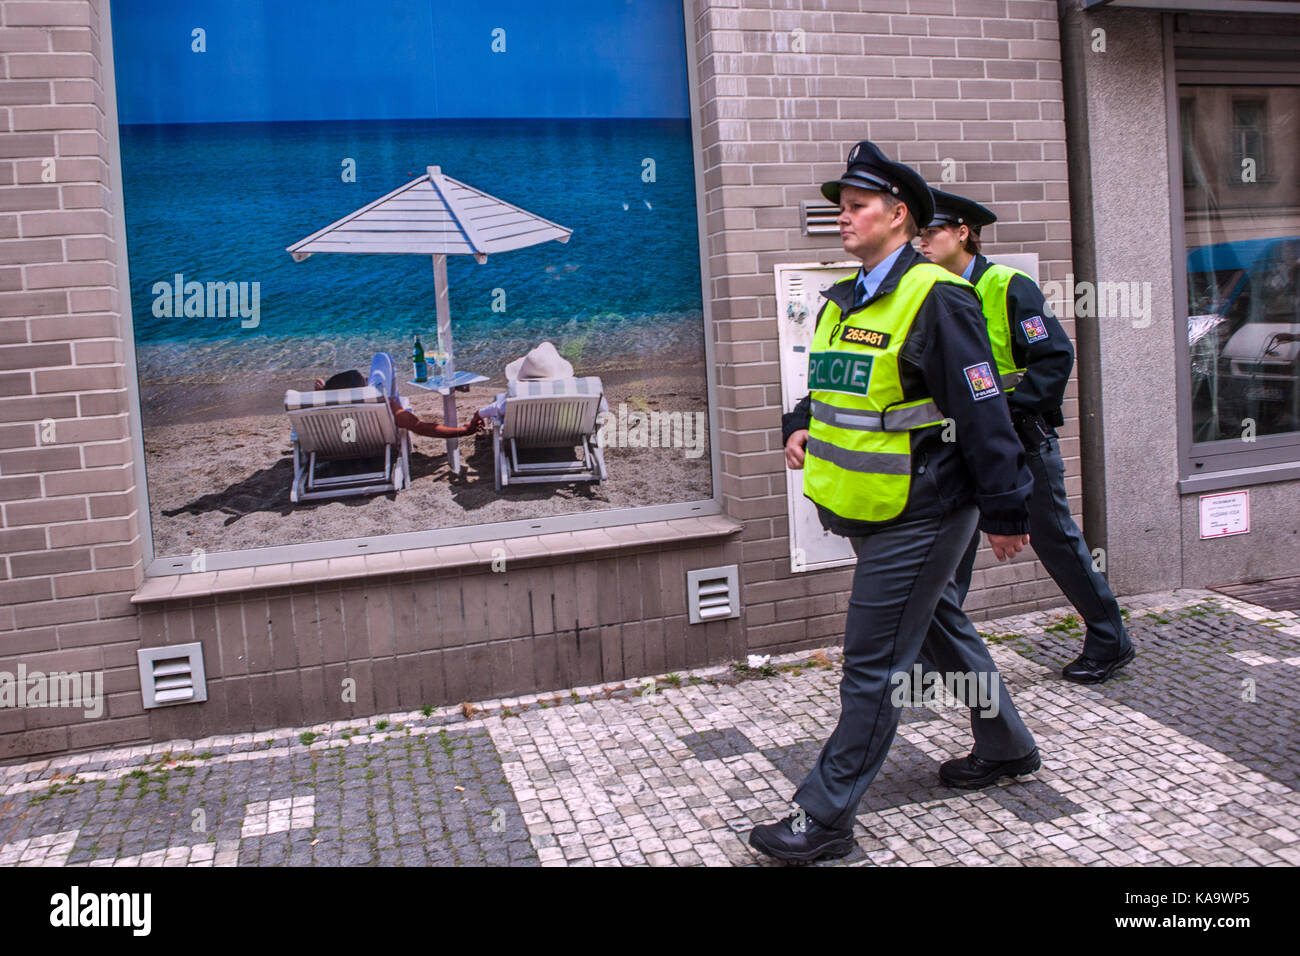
963, 362, 1000, 401
839, 326, 891, 349
1021, 315, 1049, 343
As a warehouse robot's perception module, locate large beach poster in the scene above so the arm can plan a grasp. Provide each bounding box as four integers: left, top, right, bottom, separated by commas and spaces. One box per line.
110, 0, 711, 565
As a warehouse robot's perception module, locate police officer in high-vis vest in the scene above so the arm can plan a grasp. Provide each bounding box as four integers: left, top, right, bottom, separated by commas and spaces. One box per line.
747, 142, 1041, 864
918, 189, 1136, 684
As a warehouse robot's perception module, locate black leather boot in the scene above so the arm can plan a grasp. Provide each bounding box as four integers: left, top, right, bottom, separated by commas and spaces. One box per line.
939, 748, 1041, 789
748, 811, 855, 863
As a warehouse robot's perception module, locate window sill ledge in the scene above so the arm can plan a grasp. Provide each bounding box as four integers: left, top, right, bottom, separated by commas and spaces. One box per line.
130, 514, 744, 605
1177, 460, 1300, 495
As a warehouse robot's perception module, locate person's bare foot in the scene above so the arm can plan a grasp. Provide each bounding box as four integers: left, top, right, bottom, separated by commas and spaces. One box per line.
314, 378, 326, 390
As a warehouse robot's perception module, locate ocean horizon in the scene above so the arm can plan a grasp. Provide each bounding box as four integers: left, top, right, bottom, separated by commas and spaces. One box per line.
119, 117, 706, 382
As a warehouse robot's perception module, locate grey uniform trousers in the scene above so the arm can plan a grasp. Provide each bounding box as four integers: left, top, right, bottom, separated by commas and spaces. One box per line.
794, 502, 1038, 832
941, 431, 1131, 660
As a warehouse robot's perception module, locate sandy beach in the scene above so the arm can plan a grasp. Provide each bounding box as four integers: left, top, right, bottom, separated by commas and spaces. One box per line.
142, 366, 713, 559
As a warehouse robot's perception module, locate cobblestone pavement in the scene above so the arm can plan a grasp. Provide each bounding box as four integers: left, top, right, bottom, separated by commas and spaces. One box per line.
2, 588, 1297, 867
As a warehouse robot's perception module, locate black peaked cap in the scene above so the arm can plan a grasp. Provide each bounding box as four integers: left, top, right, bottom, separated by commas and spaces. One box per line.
928, 188, 997, 232
821, 140, 934, 228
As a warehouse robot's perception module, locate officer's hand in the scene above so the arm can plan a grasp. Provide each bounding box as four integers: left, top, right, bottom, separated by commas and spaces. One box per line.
785, 429, 809, 469
987, 533, 1030, 561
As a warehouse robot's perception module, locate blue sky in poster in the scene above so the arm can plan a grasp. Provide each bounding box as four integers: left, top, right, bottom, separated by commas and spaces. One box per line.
111, 0, 691, 124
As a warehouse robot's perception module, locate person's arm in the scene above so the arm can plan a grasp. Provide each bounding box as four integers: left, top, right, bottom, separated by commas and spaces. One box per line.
389, 398, 482, 438
1004, 274, 1074, 427
783, 400, 811, 468
782, 394, 811, 447
915, 282, 1032, 543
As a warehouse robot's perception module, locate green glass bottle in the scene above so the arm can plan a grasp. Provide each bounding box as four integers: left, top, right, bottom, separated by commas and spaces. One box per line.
413, 333, 427, 383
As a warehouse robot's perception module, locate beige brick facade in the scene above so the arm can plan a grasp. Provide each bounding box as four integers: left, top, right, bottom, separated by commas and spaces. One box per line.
1, 0, 1079, 760
692, 0, 1075, 625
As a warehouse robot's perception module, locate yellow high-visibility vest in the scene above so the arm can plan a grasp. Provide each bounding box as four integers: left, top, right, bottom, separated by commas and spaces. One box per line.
803, 262, 972, 523
974, 262, 1030, 391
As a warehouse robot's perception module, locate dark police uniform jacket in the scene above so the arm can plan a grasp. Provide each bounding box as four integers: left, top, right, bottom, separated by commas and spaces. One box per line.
969, 253, 1075, 428
782, 245, 1032, 538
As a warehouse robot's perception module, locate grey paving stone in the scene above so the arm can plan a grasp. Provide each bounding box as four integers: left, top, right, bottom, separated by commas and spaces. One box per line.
4, 591, 1296, 868
679, 728, 757, 761
1005, 603, 1299, 790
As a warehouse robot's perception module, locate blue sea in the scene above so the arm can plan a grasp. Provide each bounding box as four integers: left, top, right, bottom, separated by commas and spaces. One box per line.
118, 118, 706, 388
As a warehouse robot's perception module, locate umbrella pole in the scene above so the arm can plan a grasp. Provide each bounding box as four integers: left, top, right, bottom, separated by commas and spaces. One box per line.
432, 253, 460, 474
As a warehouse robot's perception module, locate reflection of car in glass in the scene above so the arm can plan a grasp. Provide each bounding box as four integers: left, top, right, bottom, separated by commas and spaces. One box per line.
1186, 236, 1300, 440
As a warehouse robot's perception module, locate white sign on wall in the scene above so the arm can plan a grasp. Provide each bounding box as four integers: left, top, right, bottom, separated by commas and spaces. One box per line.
775, 261, 859, 574
774, 252, 1040, 573
1199, 490, 1250, 539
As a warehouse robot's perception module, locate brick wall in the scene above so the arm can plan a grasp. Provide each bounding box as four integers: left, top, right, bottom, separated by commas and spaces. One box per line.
0, 0, 1081, 761
0, 0, 752, 764
132, 542, 745, 746
692, 0, 1078, 635
0, 0, 146, 756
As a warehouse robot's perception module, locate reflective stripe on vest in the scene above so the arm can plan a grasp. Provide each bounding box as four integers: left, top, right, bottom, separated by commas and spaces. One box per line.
810, 397, 946, 431
803, 261, 973, 524
805, 437, 911, 475
974, 263, 1029, 392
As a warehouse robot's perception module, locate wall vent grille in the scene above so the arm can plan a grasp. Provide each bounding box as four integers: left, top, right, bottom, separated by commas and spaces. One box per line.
137, 643, 208, 709
686, 565, 740, 624
802, 200, 841, 236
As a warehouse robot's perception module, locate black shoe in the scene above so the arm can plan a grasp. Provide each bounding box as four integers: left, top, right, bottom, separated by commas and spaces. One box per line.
939, 748, 1040, 790
747, 811, 855, 863
1062, 645, 1136, 684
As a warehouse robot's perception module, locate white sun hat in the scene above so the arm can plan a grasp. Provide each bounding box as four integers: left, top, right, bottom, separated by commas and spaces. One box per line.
505, 340, 575, 381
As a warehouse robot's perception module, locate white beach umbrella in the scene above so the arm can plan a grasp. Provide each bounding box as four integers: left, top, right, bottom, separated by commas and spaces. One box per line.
287, 165, 572, 473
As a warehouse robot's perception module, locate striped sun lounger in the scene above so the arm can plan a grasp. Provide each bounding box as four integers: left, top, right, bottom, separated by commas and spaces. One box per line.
492, 376, 609, 491
283, 385, 412, 503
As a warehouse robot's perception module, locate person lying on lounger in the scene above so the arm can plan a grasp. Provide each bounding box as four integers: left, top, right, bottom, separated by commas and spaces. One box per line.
475, 340, 576, 424
313, 369, 366, 391
313, 353, 483, 439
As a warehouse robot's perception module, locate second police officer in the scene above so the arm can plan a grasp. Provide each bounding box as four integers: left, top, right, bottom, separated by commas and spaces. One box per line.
918, 189, 1136, 684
